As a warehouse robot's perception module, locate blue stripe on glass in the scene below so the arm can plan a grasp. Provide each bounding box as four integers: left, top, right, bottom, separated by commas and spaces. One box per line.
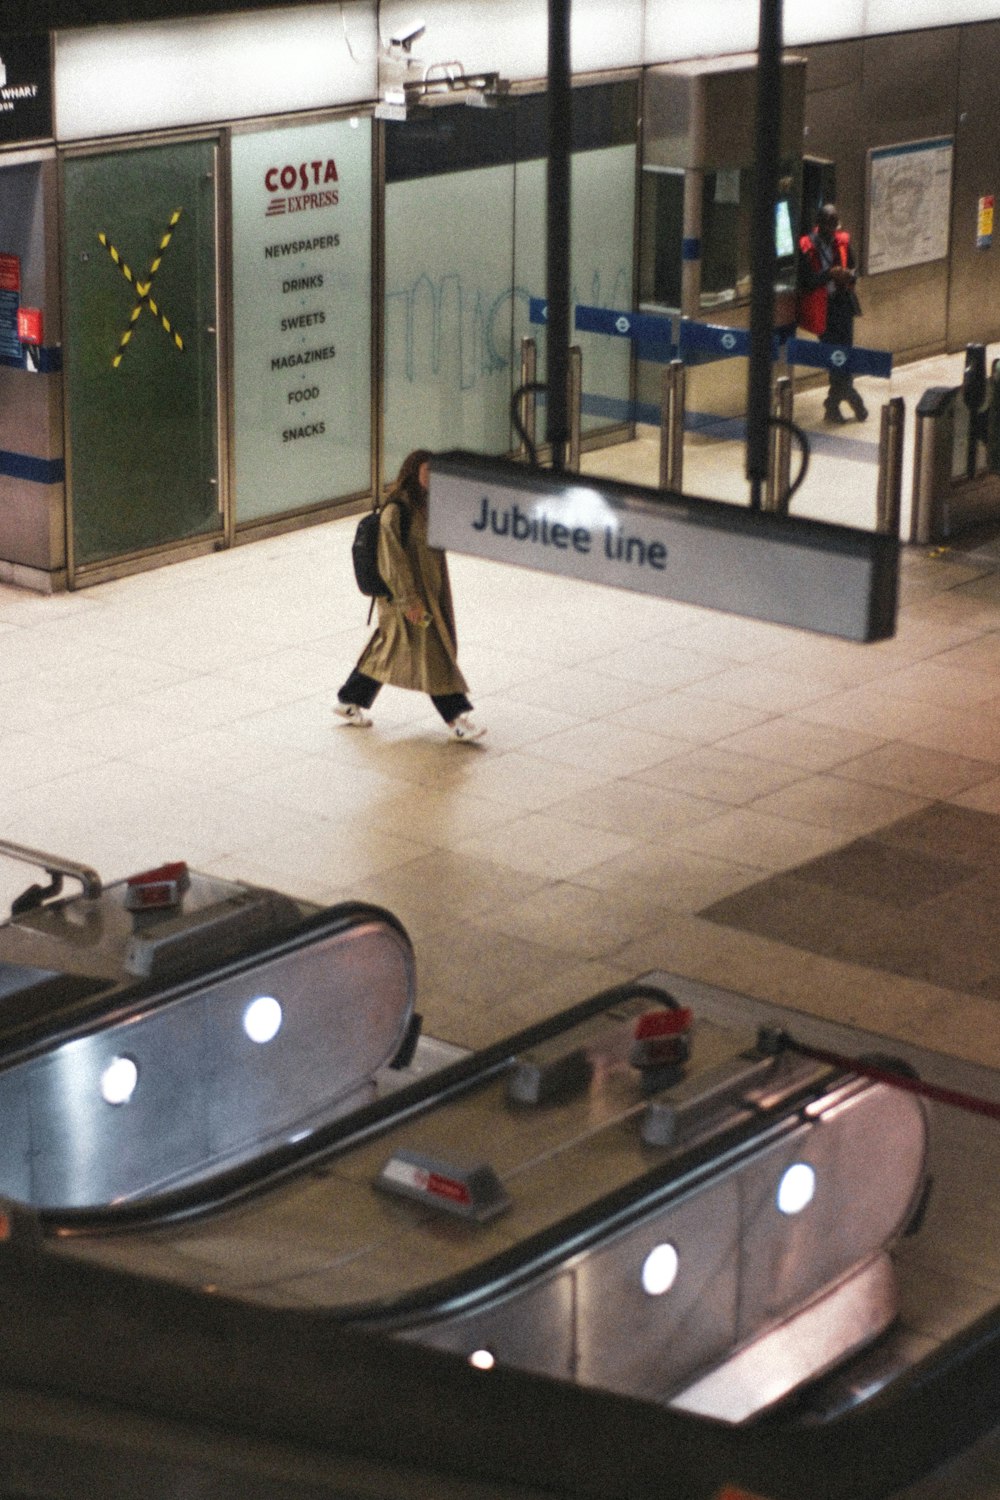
787, 338, 892, 379
0, 450, 65, 484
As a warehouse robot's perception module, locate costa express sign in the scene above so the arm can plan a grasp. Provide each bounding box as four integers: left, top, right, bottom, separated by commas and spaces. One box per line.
264, 158, 339, 217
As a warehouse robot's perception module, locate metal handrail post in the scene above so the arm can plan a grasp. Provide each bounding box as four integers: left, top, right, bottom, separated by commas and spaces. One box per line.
519, 336, 537, 460
567, 343, 582, 473
765, 375, 793, 514
0, 839, 102, 899
877, 396, 905, 536
659, 359, 686, 492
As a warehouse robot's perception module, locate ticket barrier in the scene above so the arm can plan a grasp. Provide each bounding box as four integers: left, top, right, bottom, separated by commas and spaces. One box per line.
523, 302, 900, 525
910, 344, 1000, 544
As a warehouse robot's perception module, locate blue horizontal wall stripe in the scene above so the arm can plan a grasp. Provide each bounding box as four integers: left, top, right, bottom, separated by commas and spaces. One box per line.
0, 450, 65, 484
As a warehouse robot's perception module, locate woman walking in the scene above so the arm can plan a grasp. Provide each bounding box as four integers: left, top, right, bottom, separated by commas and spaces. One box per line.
335, 449, 486, 741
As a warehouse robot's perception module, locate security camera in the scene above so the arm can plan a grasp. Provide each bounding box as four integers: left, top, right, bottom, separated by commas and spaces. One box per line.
390, 21, 425, 52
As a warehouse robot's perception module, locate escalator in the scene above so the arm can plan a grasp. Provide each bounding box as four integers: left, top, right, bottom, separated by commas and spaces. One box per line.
0, 847, 999, 1499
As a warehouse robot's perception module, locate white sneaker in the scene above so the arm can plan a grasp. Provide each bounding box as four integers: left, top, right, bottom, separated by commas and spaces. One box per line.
448, 713, 487, 742
334, 703, 373, 727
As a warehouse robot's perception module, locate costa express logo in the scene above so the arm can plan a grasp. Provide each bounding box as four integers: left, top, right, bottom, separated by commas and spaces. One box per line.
265, 159, 339, 218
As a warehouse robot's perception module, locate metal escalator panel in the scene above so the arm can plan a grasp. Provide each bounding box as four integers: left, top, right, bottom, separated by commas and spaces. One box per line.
0, 905, 415, 1211
397, 1076, 927, 1419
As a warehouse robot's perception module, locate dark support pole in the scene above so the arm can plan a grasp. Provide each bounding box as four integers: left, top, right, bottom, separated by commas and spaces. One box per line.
546, 0, 571, 472
746, 0, 783, 509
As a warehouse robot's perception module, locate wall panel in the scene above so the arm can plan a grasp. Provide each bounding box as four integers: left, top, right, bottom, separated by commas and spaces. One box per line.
946, 21, 1000, 349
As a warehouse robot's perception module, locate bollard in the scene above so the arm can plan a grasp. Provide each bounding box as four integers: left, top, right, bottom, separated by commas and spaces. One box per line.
567, 344, 582, 473
659, 359, 686, 492
765, 375, 793, 514
518, 336, 537, 460
876, 395, 905, 536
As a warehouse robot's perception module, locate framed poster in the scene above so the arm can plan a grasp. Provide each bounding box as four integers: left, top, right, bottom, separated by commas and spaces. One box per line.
866, 137, 953, 275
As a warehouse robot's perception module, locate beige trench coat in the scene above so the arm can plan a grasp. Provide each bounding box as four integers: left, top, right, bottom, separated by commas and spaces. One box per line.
356, 500, 469, 696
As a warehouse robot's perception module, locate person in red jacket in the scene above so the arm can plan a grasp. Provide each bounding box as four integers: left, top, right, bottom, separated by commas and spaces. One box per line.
798, 204, 867, 424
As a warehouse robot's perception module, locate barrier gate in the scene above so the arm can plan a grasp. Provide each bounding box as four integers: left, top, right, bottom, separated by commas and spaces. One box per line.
522, 299, 900, 531
910, 344, 1000, 545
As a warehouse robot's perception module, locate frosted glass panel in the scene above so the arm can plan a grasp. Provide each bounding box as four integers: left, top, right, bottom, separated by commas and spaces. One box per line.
231, 117, 372, 523
384, 164, 515, 479
514, 146, 635, 437
383, 84, 635, 478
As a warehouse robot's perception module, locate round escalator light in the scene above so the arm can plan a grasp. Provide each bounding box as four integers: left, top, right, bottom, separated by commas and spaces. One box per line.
777, 1162, 816, 1216
101, 1055, 139, 1106
243, 995, 283, 1045
469, 1349, 496, 1371
641, 1242, 679, 1296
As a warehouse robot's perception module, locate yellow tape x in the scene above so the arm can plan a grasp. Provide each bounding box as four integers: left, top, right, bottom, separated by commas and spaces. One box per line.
97, 209, 185, 369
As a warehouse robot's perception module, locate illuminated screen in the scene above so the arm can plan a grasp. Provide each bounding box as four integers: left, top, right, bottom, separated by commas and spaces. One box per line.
775, 199, 795, 259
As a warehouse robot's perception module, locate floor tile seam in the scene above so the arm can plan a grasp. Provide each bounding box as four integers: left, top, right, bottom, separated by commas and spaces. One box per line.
418, 910, 637, 963
719, 780, 929, 828
484, 667, 729, 705
701, 859, 987, 920
816, 758, 1000, 797
714, 722, 895, 771
691, 916, 1000, 1006
656, 801, 861, 848
858, 653, 1000, 698
677, 657, 869, 702
621, 910, 996, 1022
83, 766, 391, 835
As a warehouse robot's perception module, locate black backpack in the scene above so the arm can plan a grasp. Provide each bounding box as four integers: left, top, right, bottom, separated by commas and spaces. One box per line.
351, 499, 411, 599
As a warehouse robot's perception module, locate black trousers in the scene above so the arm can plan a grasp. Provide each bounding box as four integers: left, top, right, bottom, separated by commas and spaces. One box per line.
822, 303, 858, 406
338, 669, 471, 724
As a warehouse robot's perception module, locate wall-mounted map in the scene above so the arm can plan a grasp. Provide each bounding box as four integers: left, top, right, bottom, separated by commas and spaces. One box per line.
866, 137, 953, 275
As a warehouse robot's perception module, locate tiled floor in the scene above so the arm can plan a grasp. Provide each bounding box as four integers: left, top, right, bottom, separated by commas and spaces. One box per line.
4, 344, 1000, 1068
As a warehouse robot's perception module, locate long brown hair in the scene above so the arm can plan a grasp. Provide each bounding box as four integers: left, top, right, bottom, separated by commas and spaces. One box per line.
390, 448, 433, 511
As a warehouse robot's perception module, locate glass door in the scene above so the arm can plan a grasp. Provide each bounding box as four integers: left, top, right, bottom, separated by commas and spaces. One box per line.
63, 139, 221, 573
382, 83, 637, 483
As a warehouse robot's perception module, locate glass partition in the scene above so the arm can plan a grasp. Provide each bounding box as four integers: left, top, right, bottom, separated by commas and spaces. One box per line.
384, 162, 516, 479
383, 82, 637, 483
512, 142, 635, 438
231, 116, 372, 524
63, 139, 221, 570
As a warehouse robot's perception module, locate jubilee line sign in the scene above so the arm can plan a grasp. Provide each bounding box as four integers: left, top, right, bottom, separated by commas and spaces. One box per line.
428, 452, 898, 643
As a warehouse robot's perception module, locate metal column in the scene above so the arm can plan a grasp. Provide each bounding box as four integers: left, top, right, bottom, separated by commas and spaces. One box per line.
566, 345, 583, 473
876, 396, 905, 537
519, 336, 538, 461
659, 359, 686, 492
765, 375, 793, 514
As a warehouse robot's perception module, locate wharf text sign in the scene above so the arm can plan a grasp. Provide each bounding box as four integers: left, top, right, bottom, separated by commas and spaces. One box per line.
428, 453, 898, 643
